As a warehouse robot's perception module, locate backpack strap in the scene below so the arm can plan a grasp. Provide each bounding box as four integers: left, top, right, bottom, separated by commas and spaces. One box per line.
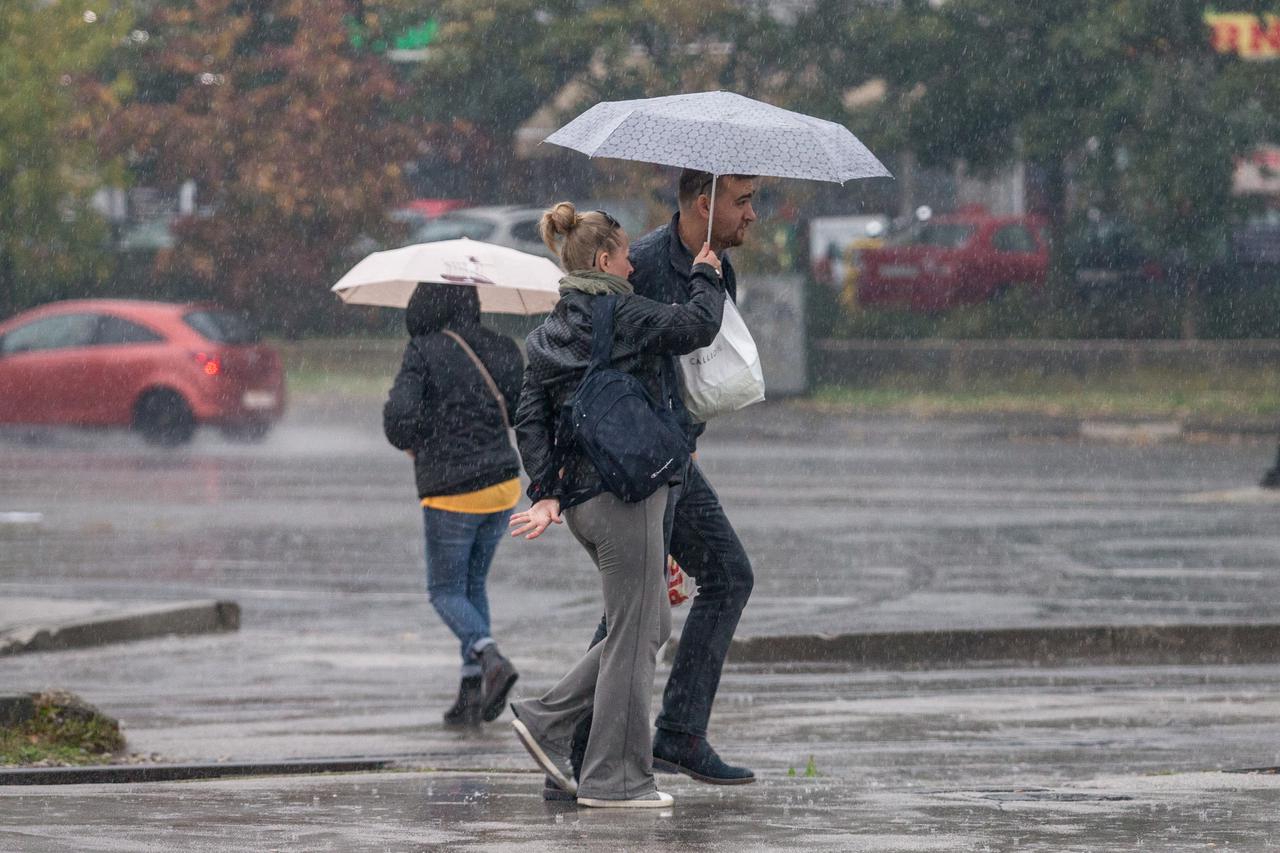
542, 294, 617, 502
588, 294, 617, 370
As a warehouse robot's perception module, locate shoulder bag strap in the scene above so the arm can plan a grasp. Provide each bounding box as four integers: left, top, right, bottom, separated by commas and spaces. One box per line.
440, 329, 511, 431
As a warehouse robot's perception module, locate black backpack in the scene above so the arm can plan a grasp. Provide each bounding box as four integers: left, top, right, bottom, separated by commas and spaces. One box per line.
554, 294, 691, 503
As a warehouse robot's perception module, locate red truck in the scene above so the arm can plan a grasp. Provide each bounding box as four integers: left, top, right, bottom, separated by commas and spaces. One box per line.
857, 208, 1050, 311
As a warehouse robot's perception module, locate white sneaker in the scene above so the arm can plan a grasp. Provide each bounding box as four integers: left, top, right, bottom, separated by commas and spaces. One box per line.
511, 719, 577, 795
577, 791, 674, 809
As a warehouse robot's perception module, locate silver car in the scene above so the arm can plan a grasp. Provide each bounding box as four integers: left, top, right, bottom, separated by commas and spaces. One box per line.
410, 206, 554, 258
409, 202, 649, 260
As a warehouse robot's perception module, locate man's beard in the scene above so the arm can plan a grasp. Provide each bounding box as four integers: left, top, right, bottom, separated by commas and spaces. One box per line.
715, 224, 747, 249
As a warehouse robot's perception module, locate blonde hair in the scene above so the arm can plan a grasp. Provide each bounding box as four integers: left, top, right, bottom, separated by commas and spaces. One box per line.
540, 202, 624, 271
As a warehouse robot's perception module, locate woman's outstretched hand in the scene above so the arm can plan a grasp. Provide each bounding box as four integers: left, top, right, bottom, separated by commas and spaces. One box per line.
694, 242, 721, 274
509, 498, 562, 540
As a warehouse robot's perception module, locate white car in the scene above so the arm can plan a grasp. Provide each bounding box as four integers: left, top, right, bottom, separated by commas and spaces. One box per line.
409, 202, 649, 260
410, 206, 554, 258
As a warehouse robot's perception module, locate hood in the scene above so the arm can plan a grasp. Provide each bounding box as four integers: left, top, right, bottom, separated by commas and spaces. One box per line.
406, 282, 480, 336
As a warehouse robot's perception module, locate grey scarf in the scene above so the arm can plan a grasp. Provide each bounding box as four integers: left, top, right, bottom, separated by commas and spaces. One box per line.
558, 269, 634, 296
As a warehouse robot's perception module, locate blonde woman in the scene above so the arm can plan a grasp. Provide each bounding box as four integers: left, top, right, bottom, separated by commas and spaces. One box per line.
507, 203, 723, 807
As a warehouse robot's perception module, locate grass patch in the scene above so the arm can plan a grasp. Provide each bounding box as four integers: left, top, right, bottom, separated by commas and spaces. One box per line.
813, 368, 1280, 421
285, 367, 395, 399
0, 691, 125, 767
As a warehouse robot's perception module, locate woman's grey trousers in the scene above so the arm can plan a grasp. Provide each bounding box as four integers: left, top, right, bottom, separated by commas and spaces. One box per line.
511, 486, 672, 800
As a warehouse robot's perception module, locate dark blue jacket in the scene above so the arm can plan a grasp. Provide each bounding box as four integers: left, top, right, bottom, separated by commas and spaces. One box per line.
628, 213, 737, 446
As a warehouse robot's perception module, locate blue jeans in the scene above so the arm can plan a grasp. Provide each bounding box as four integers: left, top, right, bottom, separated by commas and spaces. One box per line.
422, 506, 513, 677
588, 460, 754, 739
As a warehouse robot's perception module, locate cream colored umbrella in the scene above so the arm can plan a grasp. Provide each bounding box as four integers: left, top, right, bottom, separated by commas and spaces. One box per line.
332, 238, 562, 315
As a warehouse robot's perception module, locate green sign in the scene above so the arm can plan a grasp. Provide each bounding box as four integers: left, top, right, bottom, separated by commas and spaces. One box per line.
346, 17, 438, 56
395, 20, 438, 51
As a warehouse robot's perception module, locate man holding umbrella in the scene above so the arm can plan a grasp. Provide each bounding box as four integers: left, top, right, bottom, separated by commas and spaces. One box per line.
629, 167, 760, 783
540, 90, 891, 792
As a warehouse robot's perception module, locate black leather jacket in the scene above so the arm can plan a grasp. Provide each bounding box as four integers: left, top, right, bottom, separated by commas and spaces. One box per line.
515, 263, 725, 509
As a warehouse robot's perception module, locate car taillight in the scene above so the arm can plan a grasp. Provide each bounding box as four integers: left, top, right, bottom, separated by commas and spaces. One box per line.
193, 352, 221, 376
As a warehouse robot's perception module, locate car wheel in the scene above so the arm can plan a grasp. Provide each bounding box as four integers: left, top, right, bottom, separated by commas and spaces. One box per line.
133, 389, 196, 446
219, 421, 272, 443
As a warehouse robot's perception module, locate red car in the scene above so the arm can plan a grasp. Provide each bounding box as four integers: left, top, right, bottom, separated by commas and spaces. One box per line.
857, 209, 1050, 311
0, 299, 285, 445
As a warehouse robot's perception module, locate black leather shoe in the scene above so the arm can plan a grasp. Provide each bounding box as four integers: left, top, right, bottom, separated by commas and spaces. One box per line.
568, 712, 590, 781
542, 776, 576, 801
442, 675, 481, 726
652, 731, 755, 785
478, 645, 518, 722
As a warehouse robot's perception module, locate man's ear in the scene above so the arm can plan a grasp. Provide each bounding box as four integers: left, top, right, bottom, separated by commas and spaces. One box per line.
697, 193, 712, 220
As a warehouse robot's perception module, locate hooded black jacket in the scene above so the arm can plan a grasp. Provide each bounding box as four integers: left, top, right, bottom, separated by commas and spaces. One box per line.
384, 284, 524, 499
515, 263, 725, 509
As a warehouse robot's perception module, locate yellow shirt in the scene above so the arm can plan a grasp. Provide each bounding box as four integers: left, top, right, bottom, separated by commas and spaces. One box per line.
421, 478, 521, 514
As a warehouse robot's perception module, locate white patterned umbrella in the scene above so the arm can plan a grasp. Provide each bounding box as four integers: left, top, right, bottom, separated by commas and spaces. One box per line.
545, 91, 892, 240
546, 90, 890, 183
332, 238, 562, 315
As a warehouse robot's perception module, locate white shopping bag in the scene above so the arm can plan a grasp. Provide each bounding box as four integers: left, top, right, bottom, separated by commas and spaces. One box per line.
676, 296, 766, 422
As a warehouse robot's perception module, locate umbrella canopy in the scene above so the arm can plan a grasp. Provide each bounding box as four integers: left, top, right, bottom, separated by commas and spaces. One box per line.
332, 238, 562, 315
544, 90, 892, 185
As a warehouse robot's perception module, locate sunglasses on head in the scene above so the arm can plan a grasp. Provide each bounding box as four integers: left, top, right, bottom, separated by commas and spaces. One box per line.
595, 209, 620, 229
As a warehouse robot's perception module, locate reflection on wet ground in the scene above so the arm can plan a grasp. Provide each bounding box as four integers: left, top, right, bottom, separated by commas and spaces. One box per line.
3, 400, 1279, 849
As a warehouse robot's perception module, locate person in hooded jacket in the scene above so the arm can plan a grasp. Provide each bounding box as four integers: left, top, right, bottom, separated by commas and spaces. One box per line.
505, 202, 724, 808
384, 282, 524, 727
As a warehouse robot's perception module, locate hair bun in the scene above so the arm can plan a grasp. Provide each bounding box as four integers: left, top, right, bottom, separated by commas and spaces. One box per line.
540, 201, 580, 255
548, 202, 578, 234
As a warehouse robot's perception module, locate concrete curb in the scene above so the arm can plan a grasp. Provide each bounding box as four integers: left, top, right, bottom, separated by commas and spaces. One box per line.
0, 600, 240, 656
725, 622, 1280, 667
0, 757, 393, 786
0, 695, 34, 726
784, 401, 1278, 443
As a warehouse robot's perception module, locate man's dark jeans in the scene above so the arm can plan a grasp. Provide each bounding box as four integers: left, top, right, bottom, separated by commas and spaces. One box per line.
586, 460, 754, 739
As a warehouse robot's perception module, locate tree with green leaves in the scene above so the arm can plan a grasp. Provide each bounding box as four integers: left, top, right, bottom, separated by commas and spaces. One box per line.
389, 0, 621, 199
387, 0, 787, 203
104, 0, 418, 334
0, 1, 129, 316
793, 0, 1280, 337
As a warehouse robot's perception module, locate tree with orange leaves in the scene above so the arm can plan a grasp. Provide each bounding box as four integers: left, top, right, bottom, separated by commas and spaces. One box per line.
105, 0, 418, 334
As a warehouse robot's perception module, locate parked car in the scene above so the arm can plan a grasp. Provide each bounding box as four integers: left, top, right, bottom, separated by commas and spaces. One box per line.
407, 201, 648, 260
0, 300, 285, 445
857, 208, 1050, 311
1065, 217, 1166, 291
1231, 208, 1280, 268
388, 198, 470, 235
410, 205, 553, 257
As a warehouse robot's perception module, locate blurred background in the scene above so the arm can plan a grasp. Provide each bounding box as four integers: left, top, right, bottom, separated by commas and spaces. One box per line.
8, 1, 1280, 359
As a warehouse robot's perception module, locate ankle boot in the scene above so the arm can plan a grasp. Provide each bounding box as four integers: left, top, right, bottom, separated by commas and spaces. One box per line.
443, 675, 482, 726
477, 644, 519, 722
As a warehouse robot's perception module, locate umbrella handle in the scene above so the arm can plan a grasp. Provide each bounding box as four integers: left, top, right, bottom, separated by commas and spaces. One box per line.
706, 174, 718, 247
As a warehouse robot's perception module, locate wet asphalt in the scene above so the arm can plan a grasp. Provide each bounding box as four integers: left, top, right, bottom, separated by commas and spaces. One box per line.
2, 394, 1280, 850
